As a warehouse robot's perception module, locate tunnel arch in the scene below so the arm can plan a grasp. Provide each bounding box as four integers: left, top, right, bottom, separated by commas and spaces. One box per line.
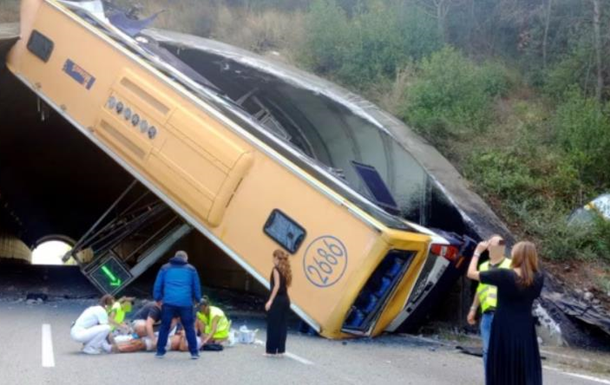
31, 239, 72, 265
34, 234, 76, 248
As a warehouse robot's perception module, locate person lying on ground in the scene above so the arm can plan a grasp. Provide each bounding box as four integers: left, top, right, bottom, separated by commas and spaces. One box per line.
70, 294, 115, 355
196, 297, 231, 345
114, 333, 181, 353
177, 331, 204, 352
115, 331, 202, 353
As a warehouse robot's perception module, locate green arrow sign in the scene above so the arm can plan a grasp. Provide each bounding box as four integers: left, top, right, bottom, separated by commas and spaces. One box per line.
101, 265, 122, 287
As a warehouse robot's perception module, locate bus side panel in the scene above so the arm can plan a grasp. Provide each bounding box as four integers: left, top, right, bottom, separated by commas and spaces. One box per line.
215, 153, 387, 336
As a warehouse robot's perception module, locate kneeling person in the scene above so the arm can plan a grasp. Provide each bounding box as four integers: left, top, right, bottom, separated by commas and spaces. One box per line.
131, 301, 162, 343
196, 298, 230, 345
71, 294, 115, 355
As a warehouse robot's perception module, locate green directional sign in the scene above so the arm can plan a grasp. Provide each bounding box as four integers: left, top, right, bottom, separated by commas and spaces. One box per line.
101, 265, 122, 287
88, 255, 132, 294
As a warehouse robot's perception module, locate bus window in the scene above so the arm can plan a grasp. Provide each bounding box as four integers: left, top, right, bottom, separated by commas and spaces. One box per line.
351, 161, 401, 216
343, 250, 416, 334
263, 209, 306, 254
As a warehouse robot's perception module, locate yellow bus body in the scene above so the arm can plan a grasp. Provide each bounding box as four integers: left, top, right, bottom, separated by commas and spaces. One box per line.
6, 0, 435, 338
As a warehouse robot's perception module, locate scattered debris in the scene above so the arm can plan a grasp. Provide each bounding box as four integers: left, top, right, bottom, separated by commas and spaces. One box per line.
456, 345, 482, 357
533, 303, 564, 346
584, 291, 594, 302
25, 298, 44, 305
26, 293, 48, 302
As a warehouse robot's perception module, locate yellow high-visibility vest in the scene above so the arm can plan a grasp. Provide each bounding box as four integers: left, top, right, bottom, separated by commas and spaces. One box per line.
476, 258, 512, 313
196, 306, 230, 338
109, 301, 126, 331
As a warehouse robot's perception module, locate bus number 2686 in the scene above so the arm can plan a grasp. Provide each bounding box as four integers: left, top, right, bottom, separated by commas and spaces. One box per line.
303, 236, 348, 288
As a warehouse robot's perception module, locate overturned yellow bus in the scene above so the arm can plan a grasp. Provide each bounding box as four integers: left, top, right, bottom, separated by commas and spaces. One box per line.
6, 0, 475, 338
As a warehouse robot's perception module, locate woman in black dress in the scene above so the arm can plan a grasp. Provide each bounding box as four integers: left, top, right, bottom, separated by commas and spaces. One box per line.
468, 241, 544, 385
265, 249, 292, 356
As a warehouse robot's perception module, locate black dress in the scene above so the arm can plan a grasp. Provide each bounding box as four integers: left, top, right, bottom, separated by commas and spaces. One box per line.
266, 267, 290, 354
480, 269, 544, 385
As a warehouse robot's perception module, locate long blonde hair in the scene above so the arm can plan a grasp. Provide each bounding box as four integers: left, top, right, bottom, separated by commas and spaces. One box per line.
510, 241, 539, 287
273, 249, 292, 287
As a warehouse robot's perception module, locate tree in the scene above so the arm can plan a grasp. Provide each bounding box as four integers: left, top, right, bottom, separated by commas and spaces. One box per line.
412, 0, 463, 41
542, 0, 554, 70
591, 0, 603, 101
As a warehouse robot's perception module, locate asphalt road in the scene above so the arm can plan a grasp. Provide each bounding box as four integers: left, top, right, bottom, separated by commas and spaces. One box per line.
0, 300, 608, 385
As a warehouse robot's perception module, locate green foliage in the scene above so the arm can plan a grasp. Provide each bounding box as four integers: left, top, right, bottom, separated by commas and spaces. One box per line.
544, 46, 597, 100
514, 204, 595, 262
554, 88, 610, 187
464, 147, 581, 207
401, 48, 512, 142
301, 0, 440, 88
301, 0, 350, 74
520, 206, 610, 264
464, 147, 610, 263
464, 150, 540, 203
478, 61, 513, 98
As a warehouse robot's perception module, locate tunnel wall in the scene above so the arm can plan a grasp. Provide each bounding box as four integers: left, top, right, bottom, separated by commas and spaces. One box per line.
0, 230, 32, 263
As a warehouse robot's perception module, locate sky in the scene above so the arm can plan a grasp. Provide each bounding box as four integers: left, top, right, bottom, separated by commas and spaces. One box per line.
31, 241, 72, 265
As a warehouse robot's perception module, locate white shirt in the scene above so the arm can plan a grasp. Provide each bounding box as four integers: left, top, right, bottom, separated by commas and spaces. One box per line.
73, 305, 108, 329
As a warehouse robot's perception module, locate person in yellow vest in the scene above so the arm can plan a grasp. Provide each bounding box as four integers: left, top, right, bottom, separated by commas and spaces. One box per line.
467, 235, 511, 373
196, 297, 231, 345
108, 296, 135, 334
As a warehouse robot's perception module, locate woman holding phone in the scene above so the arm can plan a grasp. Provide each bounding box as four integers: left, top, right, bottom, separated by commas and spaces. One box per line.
467, 241, 544, 385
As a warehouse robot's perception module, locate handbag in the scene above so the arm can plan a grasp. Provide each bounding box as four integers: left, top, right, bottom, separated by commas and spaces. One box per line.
201, 343, 224, 352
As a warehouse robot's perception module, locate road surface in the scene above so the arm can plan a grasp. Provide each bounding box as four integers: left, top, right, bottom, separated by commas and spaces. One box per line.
0, 300, 608, 385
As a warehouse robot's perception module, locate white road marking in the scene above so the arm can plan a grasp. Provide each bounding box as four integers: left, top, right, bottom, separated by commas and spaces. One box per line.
545, 366, 610, 384
255, 339, 314, 365
42, 324, 55, 368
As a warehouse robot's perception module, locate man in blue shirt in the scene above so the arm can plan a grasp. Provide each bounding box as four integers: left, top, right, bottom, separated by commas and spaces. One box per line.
153, 250, 202, 359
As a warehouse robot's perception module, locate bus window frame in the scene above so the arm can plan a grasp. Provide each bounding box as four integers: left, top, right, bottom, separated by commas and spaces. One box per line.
263, 209, 307, 254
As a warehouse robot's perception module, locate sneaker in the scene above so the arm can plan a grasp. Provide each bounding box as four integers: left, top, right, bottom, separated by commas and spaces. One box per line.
190, 354, 200, 360
155, 353, 165, 359
102, 342, 113, 354
83, 346, 101, 355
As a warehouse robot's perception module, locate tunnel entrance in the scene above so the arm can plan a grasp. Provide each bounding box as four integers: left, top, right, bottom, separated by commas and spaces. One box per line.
31, 239, 72, 265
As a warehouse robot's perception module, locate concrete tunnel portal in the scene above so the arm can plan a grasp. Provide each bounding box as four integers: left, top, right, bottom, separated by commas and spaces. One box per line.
0, 24, 520, 332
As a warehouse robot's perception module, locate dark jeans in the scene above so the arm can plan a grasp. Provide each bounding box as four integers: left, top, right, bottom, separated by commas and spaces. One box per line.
157, 304, 198, 356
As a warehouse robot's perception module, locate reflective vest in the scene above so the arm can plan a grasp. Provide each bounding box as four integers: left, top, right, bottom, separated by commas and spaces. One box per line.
476, 258, 512, 313
197, 306, 230, 337
109, 302, 126, 331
